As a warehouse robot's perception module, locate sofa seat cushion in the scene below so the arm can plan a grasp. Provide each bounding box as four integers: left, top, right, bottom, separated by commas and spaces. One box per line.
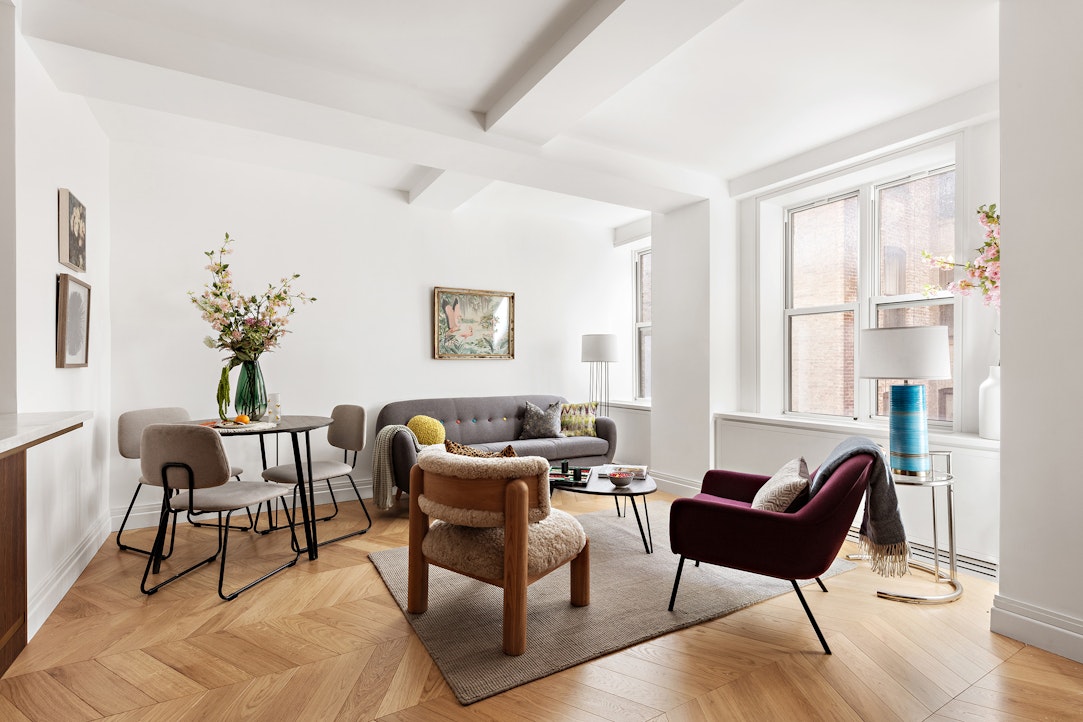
422, 508, 586, 583
475, 436, 609, 460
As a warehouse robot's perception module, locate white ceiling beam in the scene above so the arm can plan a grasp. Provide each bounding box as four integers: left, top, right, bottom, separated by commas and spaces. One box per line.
20, 0, 730, 216
613, 217, 651, 246
485, 0, 743, 144
27, 38, 714, 213
407, 169, 492, 211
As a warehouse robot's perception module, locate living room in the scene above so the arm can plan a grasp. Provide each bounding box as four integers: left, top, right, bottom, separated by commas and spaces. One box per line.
2, 0, 1081, 717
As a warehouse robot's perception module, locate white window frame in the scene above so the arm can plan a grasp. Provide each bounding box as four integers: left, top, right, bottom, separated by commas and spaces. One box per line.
634, 247, 651, 401
779, 160, 959, 427
783, 192, 862, 419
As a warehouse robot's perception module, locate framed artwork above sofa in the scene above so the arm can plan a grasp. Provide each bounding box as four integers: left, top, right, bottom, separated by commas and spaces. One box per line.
433, 286, 514, 359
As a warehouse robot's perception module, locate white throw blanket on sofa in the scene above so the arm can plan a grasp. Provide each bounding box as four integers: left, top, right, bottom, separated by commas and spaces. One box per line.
371, 424, 420, 510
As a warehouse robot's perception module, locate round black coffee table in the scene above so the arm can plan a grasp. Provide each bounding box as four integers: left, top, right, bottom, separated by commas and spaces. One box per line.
551, 467, 657, 553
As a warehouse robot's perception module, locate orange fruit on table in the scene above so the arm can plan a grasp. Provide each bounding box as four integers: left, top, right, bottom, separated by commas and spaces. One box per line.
234, 414, 250, 424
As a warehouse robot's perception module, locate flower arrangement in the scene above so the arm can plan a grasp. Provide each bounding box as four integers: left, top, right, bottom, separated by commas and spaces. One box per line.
922, 204, 1001, 310
189, 233, 315, 419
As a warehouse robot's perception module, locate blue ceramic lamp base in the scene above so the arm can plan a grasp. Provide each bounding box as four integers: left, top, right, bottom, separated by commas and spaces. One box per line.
888, 383, 931, 478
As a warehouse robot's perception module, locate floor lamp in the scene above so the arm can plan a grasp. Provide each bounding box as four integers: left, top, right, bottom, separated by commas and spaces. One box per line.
859, 326, 951, 478
582, 334, 618, 418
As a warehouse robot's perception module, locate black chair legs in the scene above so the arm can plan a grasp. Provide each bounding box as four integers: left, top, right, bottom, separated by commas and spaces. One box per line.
258, 476, 373, 550
288, 476, 373, 551
219, 505, 300, 601
791, 579, 831, 654
117, 483, 178, 559
668, 556, 832, 655
141, 490, 219, 595
668, 555, 686, 611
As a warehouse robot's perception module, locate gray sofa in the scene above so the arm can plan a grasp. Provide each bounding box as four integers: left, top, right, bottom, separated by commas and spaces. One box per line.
375, 394, 616, 494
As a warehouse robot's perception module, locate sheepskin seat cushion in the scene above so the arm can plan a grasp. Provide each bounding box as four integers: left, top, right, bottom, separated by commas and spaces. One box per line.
422, 508, 586, 583
417, 447, 551, 525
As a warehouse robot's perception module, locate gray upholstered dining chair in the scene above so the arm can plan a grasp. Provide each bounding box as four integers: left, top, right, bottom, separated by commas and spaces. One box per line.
116, 407, 246, 556
260, 404, 372, 547
139, 423, 299, 600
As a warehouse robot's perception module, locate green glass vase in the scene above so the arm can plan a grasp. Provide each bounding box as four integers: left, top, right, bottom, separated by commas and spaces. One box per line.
234, 359, 267, 420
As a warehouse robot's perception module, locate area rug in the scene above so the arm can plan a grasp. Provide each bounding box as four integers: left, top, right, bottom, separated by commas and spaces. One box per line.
369, 501, 855, 705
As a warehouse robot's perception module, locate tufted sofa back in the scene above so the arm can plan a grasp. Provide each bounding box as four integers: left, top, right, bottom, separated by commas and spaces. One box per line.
376, 395, 566, 446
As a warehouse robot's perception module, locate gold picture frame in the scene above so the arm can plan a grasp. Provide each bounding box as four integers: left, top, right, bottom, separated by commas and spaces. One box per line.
56, 273, 91, 368
433, 287, 514, 359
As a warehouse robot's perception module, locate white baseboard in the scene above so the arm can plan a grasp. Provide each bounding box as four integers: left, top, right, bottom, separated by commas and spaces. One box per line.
991, 594, 1083, 664
112, 478, 375, 531
650, 471, 699, 498
28, 514, 111, 638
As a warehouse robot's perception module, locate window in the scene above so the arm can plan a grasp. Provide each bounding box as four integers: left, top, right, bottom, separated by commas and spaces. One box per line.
784, 167, 956, 422
786, 195, 859, 417
635, 248, 651, 399
873, 170, 956, 421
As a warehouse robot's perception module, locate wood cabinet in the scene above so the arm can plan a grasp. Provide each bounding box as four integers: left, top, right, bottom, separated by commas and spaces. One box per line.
0, 413, 87, 676
0, 448, 26, 675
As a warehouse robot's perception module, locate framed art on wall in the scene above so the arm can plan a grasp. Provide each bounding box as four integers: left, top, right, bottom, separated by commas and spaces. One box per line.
58, 188, 87, 272
433, 286, 514, 359
56, 273, 91, 368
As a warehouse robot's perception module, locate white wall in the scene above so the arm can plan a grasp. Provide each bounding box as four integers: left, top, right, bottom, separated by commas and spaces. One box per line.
608, 403, 650, 465
992, 0, 1083, 664
650, 201, 715, 486
14, 24, 111, 635
108, 142, 631, 526
1, 4, 15, 413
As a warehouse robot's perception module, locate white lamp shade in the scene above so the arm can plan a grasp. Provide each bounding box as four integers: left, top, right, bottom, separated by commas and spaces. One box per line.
859, 326, 951, 380
581, 333, 618, 363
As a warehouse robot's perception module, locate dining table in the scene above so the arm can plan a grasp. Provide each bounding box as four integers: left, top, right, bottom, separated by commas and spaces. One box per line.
204, 415, 333, 560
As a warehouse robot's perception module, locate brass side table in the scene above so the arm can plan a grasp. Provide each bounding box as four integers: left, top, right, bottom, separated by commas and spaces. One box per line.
879, 450, 963, 604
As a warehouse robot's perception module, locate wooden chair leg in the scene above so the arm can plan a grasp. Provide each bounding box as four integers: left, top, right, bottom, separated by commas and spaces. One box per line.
406, 466, 429, 614
570, 538, 590, 607
503, 480, 529, 656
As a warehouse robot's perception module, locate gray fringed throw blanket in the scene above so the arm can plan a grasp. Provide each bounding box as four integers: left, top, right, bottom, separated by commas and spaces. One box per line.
811, 436, 909, 577
371, 425, 420, 510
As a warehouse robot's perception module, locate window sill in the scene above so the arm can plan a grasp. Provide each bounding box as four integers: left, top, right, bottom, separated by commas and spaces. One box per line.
714, 411, 1000, 453
609, 400, 651, 411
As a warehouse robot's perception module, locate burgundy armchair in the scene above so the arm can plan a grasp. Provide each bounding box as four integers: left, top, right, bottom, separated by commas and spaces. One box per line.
668, 453, 875, 654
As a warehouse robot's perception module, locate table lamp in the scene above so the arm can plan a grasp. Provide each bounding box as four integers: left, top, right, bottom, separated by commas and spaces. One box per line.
859, 326, 951, 478
582, 333, 618, 417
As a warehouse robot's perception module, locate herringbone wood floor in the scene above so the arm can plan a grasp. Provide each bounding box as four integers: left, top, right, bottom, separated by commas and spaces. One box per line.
2, 491, 1081, 721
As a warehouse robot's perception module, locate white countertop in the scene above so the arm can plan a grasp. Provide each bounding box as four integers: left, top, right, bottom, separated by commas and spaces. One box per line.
0, 411, 93, 455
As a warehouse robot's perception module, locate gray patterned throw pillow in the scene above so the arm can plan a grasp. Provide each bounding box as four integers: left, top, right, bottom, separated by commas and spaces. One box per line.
519, 401, 564, 439
751, 457, 810, 512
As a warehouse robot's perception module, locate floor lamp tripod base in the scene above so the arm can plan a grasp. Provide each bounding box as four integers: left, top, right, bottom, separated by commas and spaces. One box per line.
588, 361, 610, 418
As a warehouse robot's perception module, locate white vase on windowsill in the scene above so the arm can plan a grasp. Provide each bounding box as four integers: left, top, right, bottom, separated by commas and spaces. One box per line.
978, 365, 1000, 440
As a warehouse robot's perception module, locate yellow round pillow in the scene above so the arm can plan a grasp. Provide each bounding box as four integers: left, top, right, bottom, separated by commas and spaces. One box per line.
407, 415, 446, 445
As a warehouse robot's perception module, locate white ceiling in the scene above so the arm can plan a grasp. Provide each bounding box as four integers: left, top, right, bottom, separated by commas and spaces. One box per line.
17, 0, 999, 229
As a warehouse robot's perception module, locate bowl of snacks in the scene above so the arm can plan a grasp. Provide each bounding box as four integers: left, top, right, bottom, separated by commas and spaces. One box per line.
608, 471, 633, 487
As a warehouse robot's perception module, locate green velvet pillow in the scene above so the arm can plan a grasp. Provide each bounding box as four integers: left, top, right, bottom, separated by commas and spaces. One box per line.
560, 401, 598, 437
519, 401, 564, 439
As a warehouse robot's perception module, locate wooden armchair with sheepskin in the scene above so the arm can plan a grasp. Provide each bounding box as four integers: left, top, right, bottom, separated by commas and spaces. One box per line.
407, 447, 590, 655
